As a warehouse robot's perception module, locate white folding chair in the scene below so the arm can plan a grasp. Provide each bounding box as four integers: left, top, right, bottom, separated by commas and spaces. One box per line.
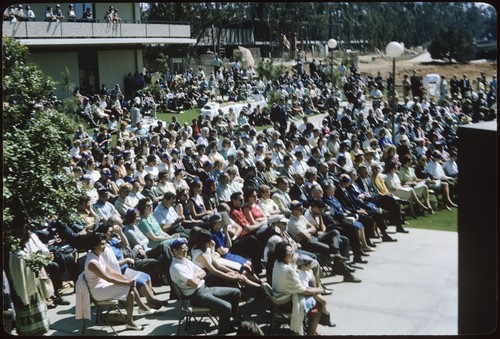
81, 275, 126, 335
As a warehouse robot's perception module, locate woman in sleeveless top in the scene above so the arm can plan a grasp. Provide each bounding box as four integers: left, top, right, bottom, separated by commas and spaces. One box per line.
187, 180, 214, 221
84, 232, 153, 330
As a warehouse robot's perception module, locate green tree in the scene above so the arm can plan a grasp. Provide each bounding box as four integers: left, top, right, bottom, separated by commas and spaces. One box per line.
3, 37, 80, 250
428, 27, 475, 63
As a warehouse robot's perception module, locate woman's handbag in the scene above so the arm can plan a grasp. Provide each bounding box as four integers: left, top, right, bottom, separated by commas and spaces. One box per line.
39, 267, 54, 299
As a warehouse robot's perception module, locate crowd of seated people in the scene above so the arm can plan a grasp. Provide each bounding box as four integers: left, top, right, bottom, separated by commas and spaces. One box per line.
6, 53, 495, 334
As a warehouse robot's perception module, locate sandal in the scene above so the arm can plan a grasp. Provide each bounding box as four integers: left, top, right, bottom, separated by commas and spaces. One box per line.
125, 323, 144, 331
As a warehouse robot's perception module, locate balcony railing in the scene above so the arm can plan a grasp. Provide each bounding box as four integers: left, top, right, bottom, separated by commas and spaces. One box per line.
2, 20, 191, 39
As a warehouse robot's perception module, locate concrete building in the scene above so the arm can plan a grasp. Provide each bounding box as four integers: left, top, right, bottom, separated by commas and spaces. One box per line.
3, 3, 196, 99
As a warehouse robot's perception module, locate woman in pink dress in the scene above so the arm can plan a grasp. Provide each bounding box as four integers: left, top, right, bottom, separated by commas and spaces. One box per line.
84, 232, 154, 330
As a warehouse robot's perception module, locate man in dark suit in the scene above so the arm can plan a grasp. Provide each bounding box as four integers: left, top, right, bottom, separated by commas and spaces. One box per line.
320, 181, 370, 264
449, 73, 460, 99
289, 172, 309, 203
271, 98, 289, 136
181, 146, 202, 177
306, 146, 322, 168
460, 73, 471, 98
335, 174, 397, 243
410, 70, 423, 100
243, 165, 261, 193
355, 165, 408, 233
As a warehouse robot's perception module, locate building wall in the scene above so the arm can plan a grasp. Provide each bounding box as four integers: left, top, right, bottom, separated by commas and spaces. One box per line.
24, 49, 143, 99
27, 51, 79, 99
98, 49, 143, 91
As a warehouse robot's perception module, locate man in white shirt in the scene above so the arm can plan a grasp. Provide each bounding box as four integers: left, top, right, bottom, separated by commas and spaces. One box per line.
292, 150, 310, 176
442, 151, 458, 179
114, 183, 136, 217
153, 192, 186, 237
128, 181, 146, 208
169, 238, 241, 335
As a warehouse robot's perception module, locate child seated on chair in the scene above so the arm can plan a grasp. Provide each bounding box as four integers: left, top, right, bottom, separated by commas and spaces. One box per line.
296, 255, 336, 328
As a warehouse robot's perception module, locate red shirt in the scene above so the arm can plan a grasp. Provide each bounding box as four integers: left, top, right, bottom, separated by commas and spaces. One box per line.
230, 208, 250, 237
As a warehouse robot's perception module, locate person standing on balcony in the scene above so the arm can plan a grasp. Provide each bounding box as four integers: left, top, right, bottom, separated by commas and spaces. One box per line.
45, 6, 57, 21
26, 5, 35, 21
67, 4, 76, 20
54, 4, 64, 21
82, 7, 92, 21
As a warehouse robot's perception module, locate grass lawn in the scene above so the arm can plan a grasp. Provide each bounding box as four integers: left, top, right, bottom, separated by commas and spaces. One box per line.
403, 193, 458, 232
404, 206, 458, 232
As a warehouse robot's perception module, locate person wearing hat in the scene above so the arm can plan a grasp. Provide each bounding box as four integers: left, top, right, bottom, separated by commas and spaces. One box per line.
93, 188, 124, 227
66, 4, 75, 20
94, 167, 119, 200
169, 237, 242, 335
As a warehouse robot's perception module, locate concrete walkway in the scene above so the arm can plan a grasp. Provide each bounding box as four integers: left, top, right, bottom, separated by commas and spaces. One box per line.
41, 226, 457, 336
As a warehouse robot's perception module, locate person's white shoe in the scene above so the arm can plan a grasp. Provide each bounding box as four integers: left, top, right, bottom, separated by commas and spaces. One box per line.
137, 308, 155, 315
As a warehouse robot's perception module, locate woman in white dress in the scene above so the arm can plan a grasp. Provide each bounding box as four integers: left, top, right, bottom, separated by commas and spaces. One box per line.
384, 161, 432, 218
84, 232, 153, 330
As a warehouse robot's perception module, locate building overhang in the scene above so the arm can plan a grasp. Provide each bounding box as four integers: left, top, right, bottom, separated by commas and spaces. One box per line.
17, 37, 197, 47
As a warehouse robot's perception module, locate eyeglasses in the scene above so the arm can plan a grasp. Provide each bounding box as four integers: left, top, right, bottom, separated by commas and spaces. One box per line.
145, 204, 153, 207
